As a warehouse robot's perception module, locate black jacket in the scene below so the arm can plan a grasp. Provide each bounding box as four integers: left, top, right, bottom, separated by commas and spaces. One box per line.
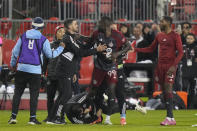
43, 40, 61, 80
55, 32, 98, 78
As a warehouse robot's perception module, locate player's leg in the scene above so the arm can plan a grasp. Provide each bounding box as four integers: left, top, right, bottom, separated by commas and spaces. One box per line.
53, 77, 72, 124
116, 67, 127, 125
160, 68, 176, 126
8, 71, 26, 124
28, 74, 42, 125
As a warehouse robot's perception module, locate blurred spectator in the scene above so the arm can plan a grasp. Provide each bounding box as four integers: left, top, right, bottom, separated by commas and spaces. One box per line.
119, 24, 130, 38
142, 24, 155, 44
181, 22, 192, 45
132, 26, 154, 62
136, 22, 144, 34
110, 23, 118, 31
181, 33, 197, 109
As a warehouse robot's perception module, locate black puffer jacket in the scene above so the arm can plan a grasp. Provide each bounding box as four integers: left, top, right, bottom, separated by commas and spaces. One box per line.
43, 40, 61, 80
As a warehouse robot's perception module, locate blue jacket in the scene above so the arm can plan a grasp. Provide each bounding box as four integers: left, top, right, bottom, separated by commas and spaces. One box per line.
10, 29, 64, 74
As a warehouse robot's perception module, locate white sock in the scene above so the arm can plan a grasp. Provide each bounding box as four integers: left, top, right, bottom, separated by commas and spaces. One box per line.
105, 115, 111, 121
166, 117, 171, 121
171, 118, 175, 121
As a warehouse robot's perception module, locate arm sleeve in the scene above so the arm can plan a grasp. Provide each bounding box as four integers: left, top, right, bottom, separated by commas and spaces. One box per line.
135, 35, 158, 53
42, 39, 64, 58
10, 38, 22, 67
173, 34, 184, 66
65, 36, 98, 57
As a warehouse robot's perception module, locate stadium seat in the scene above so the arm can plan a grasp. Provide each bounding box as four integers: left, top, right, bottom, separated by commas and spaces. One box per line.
43, 17, 60, 36
16, 18, 32, 36
78, 56, 94, 86
0, 17, 12, 37
80, 19, 96, 36
2, 39, 16, 67
100, 0, 112, 14
191, 19, 197, 36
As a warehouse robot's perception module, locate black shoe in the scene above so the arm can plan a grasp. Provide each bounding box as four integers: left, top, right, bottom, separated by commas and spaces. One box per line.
8, 117, 17, 124
53, 116, 64, 124
28, 118, 42, 125
43, 117, 48, 122
60, 118, 66, 124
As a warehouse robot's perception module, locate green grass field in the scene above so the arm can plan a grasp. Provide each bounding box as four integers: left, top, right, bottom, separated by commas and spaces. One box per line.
0, 110, 197, 131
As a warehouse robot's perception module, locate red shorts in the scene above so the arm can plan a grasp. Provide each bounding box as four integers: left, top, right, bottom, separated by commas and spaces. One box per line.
91, 67, 117, 87
154, 63, 177, 85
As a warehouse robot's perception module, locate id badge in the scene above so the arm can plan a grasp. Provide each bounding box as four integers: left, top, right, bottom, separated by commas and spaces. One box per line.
187, 59, 192, 66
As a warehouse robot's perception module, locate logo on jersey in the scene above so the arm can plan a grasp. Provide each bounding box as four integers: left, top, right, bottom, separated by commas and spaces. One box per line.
162, 38, 167, 42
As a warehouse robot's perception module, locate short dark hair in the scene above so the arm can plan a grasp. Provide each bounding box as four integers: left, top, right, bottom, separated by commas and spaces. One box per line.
98, 16, 113, 33
162, 16, 173, 25
186, 33, 196, 41
181, 22, 192, 29
64, 18, 77, 29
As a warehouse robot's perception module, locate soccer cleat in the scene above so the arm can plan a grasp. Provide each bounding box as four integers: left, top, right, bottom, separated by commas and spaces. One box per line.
135, 104, 147, 115
160, 118, 176, 126
8, 117, 17, 124
120, 118, 126, 125
104, 119, 112, 125
28, 118, 42, 125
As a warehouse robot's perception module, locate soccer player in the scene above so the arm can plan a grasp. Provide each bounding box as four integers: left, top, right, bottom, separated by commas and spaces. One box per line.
89, 16, 132, 125
133, 16, 183, 126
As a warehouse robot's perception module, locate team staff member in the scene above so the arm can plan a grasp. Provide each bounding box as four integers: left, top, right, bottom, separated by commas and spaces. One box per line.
52, 19, 106, 124
42, 25, 65, 123
8, 17, 65, 125
134, 16, 183, 126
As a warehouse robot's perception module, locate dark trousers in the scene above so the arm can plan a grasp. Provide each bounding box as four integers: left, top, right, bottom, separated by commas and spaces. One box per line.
116, 68, 126, 115
46, 79, 58, 118
12, 71, 41, 117
54, 77, 72, 117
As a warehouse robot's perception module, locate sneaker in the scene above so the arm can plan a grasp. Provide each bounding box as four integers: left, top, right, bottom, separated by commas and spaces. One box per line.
104, 119, 112, 125
160, 118, 176, 126
91, 116, 102, 124
28, 118, 42, 125
120, 118, 126, 125
8, 117, 17, 124
46, 120, 55, 125
135, 104, 147, 115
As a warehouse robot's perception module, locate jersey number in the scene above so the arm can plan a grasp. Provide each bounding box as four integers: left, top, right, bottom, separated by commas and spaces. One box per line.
28, 40, 34, 49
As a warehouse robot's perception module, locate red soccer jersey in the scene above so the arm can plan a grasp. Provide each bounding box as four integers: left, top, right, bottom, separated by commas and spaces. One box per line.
135, 31, 183, 66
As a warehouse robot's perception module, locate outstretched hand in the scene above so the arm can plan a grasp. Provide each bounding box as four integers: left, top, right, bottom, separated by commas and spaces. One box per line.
96, 44, 107, 52
60, 42, 65, 48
